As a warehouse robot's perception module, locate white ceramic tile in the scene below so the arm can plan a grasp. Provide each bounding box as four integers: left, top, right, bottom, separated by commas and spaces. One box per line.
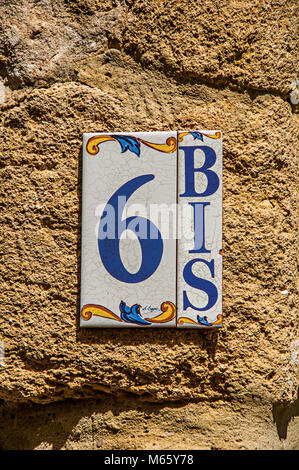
177, 131, 223, 328
80, 132, 177, 327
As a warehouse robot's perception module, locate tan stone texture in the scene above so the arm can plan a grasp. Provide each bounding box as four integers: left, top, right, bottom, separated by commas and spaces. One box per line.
0, 0, 298, 450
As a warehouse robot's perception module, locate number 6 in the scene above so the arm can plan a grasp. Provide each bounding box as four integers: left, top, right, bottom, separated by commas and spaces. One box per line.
98, 174, 163, 283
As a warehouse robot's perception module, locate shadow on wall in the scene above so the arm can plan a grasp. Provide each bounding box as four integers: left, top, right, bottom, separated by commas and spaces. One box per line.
0, 399, 82, 450
0, 396, 201, 450
1, 390, 298, 450
272, 388, 299, 440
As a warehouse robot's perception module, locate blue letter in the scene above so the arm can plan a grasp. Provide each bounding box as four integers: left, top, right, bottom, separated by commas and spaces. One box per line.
183, 258, 218, 311
180, 146, 219, 197
189, 202, 210, 253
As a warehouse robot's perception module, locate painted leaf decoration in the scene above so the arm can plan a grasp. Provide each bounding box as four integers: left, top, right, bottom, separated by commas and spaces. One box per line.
113, 135, 141, 157
197, 315, 212, 326
190, 131, 204, 141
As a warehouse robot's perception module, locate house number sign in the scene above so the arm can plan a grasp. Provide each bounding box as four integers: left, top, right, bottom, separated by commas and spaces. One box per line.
80, 131, 222, 328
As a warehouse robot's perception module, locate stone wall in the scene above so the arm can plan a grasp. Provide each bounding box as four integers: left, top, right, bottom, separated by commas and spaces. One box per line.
0, 0, 298, 450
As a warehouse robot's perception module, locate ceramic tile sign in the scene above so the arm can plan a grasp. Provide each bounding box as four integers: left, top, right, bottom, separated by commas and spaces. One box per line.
80, 132, 177, 327
177, 131, 223, 328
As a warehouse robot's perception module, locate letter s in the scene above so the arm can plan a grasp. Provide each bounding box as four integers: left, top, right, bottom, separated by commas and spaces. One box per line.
183, 258, 218, 311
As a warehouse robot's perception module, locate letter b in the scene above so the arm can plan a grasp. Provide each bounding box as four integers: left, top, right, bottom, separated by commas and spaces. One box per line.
180, 145, 219, 197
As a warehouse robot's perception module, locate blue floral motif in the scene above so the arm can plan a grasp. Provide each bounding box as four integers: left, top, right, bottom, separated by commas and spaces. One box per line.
112, 135, 141, 157
197, 315, 212, 326
119, 300, 151, 325
190, 131, 204, 141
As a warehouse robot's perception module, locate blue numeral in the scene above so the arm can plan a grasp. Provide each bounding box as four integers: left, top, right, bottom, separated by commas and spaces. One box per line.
98, 175, 163, 283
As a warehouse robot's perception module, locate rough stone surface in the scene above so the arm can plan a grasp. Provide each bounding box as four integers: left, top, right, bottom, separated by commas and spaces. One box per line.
0, 0, 298, 450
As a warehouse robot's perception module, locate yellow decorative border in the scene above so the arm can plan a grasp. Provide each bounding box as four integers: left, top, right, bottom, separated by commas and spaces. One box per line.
177, 314, 223, 327
81, 301, 176, 325
86, 134, 177, 157
178, 131, 222, 142
144, 301, 176, 323
81, 304, 123, 322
